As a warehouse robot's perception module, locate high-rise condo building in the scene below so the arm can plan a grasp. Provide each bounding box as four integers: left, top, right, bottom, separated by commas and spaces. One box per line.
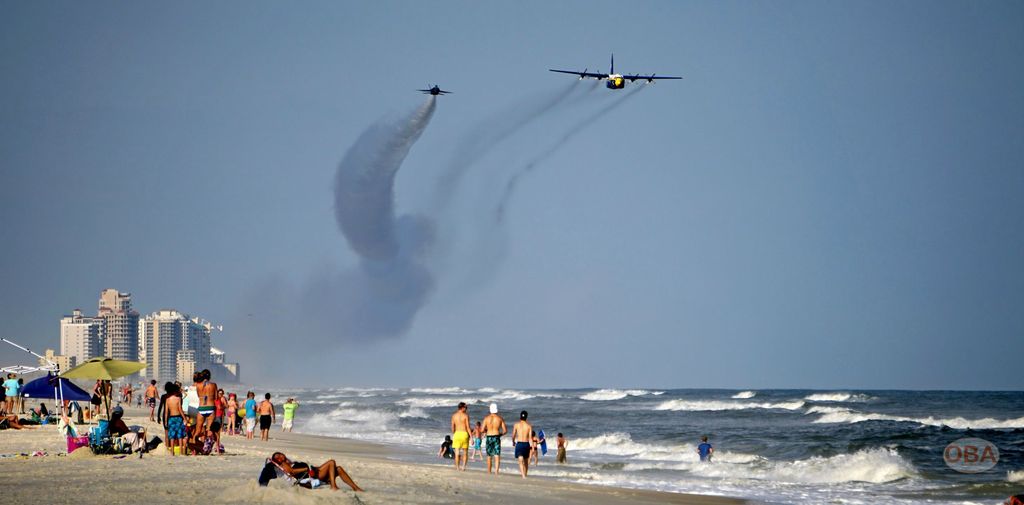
59, 308, 103, 367
98, 288, 139, 361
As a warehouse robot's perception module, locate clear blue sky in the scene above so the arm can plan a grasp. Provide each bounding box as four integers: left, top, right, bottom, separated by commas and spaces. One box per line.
2, 1, 1021, 389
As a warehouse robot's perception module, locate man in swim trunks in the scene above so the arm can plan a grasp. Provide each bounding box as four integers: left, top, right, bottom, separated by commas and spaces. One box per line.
145, 380, 158, 421
449, 402, 471, 471
195, 369, 218, 444
482, 403, 507, 474
163, 383, 186, 456
511, 410, 533, 478
257, 392, 275, 441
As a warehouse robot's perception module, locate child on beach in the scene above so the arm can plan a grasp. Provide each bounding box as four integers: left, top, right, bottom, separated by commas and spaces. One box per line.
470, 421, 483, 461
556, 433, 567, 463
439, 435, 454, 459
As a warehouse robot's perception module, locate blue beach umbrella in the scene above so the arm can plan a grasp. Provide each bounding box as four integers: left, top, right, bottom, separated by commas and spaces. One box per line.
21, 374, 91, 402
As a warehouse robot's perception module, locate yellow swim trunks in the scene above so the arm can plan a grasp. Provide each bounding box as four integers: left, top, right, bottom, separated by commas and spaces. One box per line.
452, 431, 470, 450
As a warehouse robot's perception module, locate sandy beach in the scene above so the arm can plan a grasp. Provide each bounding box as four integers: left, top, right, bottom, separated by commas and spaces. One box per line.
0, 406, 748, 505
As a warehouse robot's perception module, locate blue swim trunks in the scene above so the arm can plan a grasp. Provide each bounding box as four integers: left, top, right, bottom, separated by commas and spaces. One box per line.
515, 441, 531, 460
167, 415, 186, 440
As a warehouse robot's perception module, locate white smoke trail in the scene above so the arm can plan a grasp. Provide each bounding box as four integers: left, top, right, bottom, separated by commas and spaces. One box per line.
428, 81, 582, 216
495, 84, 646, 223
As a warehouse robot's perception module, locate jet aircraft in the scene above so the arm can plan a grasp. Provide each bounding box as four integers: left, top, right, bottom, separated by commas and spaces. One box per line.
549, 54, 681, 89
418, 85, 452, 96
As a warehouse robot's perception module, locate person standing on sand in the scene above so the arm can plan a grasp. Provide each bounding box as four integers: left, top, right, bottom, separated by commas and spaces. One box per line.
511, 410, 533, 478
697, 435, 714, 462
449, 402, 472, 470
3, 374, 19, 414
163, 384, 186, 456
244, 391, 258, 440
470, 421, 484, 461
282, 398, 299, 432
145, 380, 158, 421
482, 403, 507, 474
257, 392, 275, 441
556, 432, 568, 463
195, 369, 218, 444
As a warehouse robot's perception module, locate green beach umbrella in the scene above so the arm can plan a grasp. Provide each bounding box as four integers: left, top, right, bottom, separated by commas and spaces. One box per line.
61, 357, 146, 380
61, 357, 146, 420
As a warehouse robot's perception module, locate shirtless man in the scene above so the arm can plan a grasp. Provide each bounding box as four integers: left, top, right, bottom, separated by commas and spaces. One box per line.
482, 403, 507, 474
145, 380, 159, 421
195, 369, 218, 443
511, 410, 533, 478
163, 384, 186, 456
449, 402, 471, 471
257, 393, 275, 441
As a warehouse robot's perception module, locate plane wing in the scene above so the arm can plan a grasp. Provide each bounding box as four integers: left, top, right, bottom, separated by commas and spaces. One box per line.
623, 74, 682, 82
549, 69, 610, 80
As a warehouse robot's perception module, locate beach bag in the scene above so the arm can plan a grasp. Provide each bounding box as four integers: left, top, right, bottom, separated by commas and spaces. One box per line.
66, 435, 89, 453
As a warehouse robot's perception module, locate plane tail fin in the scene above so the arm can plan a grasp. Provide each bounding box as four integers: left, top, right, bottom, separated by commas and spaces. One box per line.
610, 53, 615, 74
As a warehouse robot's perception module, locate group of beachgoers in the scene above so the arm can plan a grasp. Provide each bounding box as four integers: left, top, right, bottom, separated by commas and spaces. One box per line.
442, 402, 568, 479
139, 372, 302, 456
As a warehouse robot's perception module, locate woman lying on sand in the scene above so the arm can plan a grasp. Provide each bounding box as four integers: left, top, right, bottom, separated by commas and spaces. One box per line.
270, 452, 363, 492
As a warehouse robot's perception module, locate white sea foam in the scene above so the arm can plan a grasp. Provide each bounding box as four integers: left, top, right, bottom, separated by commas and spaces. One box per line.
654, 399, 806, 411
804, 392, 873, 402
482, 390, 536, 402
809, 407, 1024, 429
731, 391, 757, 399
570, 432, 759, 464
580, 389, 660, 401
396, 397, 468, 409
1008, 470, 1024, 483
301, 405, 434, 447
409, 387, 472, 395
689, 447, 916, 484
398, 407, 429, 418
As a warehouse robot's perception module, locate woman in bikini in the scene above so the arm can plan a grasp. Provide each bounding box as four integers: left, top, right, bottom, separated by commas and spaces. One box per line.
225, 393, 238, 436
269, 452, 363, 492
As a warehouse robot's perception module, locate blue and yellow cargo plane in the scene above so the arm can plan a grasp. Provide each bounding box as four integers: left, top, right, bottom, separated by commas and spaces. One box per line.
549, 54, 681, 89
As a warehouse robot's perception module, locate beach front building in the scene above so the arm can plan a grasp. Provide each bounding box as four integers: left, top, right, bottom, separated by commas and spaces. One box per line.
59, 308, 103, 367
39, 349, 74, 373
176, 349, 197, 383
98, 289, 139, 362
139, 309, 186, 384
210, 347, 241, 383
139, 309, 219, 384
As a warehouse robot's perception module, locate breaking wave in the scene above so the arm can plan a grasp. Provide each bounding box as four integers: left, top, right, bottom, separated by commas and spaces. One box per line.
807, 406, 1024, 429
654, 399, 806, 411
690, 447, 916, 484
731, 391, 756, 399
580, 389, 661, 401
571, 432, 758, 464
804, 392, 873, 402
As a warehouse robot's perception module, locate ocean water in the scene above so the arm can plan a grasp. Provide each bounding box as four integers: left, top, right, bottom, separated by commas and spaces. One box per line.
257, 387, 1024, 504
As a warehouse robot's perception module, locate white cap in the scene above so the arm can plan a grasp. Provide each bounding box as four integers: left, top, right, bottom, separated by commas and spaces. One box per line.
489, 403, 498, 414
